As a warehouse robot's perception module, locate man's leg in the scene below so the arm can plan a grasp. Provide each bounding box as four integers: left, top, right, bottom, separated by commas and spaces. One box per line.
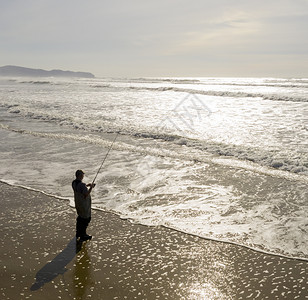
76, 216, 83, 238
76, 216, 91, 240
83, 217, 91, 238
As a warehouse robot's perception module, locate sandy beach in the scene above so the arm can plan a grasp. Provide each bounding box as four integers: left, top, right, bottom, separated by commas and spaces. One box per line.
0, 181, 307, 300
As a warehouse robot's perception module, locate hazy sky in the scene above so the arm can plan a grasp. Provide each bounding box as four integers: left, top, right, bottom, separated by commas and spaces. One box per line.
1, 0, 307, 77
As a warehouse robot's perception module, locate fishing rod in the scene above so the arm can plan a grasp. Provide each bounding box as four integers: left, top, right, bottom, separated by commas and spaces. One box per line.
91, 132, 119, 185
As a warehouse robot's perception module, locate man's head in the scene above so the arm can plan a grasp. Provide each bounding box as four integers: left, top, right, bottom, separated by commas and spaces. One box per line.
75, 169, 85, 180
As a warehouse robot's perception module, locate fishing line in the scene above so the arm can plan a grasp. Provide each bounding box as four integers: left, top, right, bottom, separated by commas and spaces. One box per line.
92, 133, 119, 185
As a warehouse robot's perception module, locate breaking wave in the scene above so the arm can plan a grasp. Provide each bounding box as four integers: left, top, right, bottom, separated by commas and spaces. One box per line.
126, 86, 308, 103
1, 120, 308, 181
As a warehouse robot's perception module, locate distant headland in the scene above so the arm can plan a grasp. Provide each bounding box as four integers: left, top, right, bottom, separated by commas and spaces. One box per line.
0, 65, 95, 78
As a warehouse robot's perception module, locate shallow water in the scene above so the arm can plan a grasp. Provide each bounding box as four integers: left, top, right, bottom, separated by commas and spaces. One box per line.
0, 76, 307, 259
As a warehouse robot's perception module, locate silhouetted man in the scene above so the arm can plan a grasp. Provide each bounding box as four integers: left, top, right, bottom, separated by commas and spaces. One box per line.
72, 170, 95, 241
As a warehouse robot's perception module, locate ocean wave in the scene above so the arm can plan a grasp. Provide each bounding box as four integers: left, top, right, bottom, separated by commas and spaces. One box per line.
108, 77, 201, 84
132, 130, 308, 176
201, 83, 308, 89
127, 86, 308, 102
109, 77, 308, 87
16, 79, 71, 86
1, 98, 307, 178
90, 84, 111, 88
1, 120, 308, 181
20, 80, 53, 85
266, 78, 308, 84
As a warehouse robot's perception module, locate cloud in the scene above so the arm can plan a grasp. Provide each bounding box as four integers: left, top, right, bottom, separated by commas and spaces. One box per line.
0, 0, 307, 76
159, 12, 261, 56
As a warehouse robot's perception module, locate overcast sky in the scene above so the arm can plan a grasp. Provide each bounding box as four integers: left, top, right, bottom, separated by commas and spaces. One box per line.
1, 0, 307, 77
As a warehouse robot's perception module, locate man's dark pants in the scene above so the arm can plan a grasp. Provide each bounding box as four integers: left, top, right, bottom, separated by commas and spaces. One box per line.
76, 216, 91, 238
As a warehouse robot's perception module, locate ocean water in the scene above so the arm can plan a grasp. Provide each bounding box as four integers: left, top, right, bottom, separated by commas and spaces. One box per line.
0, 76, 307, 260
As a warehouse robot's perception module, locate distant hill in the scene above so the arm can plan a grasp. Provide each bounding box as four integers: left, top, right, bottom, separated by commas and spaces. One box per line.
0, 65, 95, 78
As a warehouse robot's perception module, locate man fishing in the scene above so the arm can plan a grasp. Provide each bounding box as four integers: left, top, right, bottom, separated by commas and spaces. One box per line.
72, 134, 118, 242
72, 170, 95, 241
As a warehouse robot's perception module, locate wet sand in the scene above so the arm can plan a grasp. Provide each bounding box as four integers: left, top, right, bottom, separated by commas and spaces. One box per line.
0, 182, 307, 300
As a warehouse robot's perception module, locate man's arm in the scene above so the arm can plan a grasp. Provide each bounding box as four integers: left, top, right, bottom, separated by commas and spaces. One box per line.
84, 183, 95, 197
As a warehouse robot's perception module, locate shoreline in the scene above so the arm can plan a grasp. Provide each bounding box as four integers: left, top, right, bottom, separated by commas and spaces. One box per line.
2, 179, 307, 263
0, 182, 307, 299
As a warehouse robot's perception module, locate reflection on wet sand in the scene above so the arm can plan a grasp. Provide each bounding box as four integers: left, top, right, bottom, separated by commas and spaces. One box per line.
73, 245, 93, 300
